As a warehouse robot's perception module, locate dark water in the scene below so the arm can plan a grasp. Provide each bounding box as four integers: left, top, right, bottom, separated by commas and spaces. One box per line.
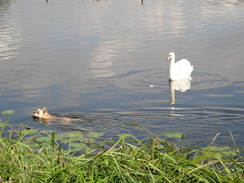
1, 0, 244, 146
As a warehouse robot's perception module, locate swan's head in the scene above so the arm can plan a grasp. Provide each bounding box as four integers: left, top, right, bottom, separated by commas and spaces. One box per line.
167, 52, 175, 60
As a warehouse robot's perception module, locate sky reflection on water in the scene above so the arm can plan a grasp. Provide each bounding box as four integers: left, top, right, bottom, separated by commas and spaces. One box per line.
0, 0, 244, 145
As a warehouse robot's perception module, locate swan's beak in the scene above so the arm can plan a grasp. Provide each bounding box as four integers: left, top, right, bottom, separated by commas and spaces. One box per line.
167, 56, 171, 60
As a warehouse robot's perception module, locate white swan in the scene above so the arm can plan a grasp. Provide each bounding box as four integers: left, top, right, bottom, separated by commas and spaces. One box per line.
167, 52, 193, 80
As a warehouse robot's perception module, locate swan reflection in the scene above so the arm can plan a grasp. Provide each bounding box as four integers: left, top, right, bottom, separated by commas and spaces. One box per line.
169, 77, 192, 104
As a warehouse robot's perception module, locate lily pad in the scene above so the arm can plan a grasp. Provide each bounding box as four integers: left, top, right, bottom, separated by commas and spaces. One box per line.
63, 131, 83, 138
70, 142, 88, 149
207, 145, 231, 152
163, 132, 184, 139
36, 136, 51, 142
0, 123, 8, 128
21, 129, 38, 136
87, 132, 104, 138
1, 110, 15, 115
207, 145, 237, 156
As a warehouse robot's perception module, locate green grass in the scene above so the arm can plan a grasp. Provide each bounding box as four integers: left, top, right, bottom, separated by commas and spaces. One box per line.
0, 121, 243, 183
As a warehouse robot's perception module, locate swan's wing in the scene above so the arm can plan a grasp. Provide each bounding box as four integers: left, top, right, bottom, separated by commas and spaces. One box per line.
175, 59, 193, 72
176, 59, 193, 69
170, 59, 193, 80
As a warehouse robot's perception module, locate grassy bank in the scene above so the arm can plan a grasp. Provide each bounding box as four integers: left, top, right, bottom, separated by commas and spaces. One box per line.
0, 121, 243, 182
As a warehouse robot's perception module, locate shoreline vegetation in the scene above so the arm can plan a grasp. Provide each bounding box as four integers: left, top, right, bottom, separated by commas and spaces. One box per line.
0, 121, 243, 182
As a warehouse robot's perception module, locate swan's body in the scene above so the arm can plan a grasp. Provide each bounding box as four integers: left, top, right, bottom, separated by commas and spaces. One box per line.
167, 52, 193, 80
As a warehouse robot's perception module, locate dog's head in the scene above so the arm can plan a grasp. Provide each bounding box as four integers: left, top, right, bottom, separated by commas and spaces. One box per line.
32, 107, 51, 120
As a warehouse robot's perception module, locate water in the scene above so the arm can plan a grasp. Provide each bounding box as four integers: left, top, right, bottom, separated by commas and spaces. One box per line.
1, 0, 244, 146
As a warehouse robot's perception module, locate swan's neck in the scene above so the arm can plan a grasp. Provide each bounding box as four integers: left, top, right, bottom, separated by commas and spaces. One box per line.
169, 55, 175, 65
169, 55, 175, 79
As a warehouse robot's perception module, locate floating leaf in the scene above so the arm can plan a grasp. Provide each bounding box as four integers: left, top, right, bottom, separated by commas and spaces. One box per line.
29, 143, 41, 148
1, 110, 15, 115
70, 142, 88, 149
56, 131, 87, 144
163, 132, 184, 138
60, 137, 86, 144
60, 138, 72, 144
35, 136, 51, 142
0, 123, 8, 128
207, 145, 231, 152
87, 132, 104, 138
64, 131, 83, 138
39, 142, 50, 147
21, 129, 38, 136
207, 146, 237, 156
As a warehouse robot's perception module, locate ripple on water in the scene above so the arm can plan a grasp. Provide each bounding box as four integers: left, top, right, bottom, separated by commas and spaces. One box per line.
30, 101, 244, 147
192, 71, 230, 90
113, 68, 169, 94
0, 12, 22, 60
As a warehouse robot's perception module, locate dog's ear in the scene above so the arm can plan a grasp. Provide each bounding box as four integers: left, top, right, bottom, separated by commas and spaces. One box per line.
42, 107, 47, 114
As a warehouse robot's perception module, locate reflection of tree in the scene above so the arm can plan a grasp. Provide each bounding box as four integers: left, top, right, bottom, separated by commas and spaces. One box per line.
169, 77, 192, 104
0, 0, 11, 8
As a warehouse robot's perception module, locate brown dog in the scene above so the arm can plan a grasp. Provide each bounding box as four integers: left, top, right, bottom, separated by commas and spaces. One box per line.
32, 107, 73, 122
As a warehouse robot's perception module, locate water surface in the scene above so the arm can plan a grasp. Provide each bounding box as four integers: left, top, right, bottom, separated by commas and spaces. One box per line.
1, 0, 244, 146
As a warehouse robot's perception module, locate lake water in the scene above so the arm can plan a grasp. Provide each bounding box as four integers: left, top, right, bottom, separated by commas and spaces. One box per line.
1, 0, 244, 146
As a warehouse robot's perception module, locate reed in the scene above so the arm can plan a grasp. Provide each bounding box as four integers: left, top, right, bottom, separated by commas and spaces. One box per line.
0, 121, 243, 182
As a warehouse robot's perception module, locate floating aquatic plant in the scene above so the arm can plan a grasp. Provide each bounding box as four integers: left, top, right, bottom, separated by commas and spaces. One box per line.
1, 110, 15, 115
